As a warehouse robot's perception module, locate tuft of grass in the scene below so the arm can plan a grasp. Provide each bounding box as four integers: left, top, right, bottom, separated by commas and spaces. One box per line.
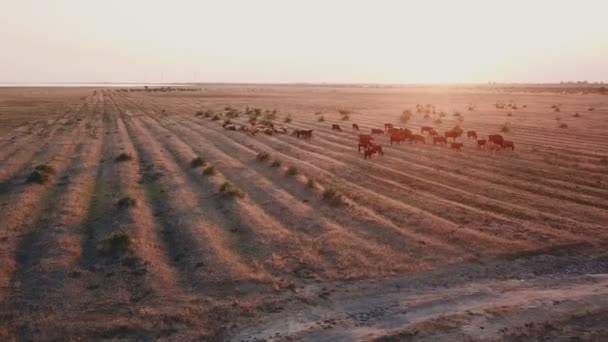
270, 159, 281, 168
322, 186, 343, 205
99, 229, 130, 256
116, 196, 137, 209
191, 157, 205, 168
286, 166, 298, 176
558, 123, 568, 129
317, 115, 325, 122
219, 181, 244, 198
115, 153, 132, 162
256, 152, 270, 161
202, 165, 215, 175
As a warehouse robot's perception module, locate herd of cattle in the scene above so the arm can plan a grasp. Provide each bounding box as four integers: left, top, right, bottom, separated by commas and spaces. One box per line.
222, 119, 514, 160
351, 123, 515, 159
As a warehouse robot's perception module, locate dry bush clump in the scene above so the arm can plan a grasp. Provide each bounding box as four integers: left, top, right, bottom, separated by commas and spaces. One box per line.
115, 153, 133, 162
202, 165, 215, 175
270, 160, 281, 168
558, 123, 569, 129
203, 110, 214, 118
284, 115, 292, 123
256, 152, 270, 161
318, 116, 325, 122
195, 110, 204, 117
457, 116, 464, 123
339, 110, 351, 121
322, 186, 343, 205
507, 112, 513, 117
27, 164, 56, 184
438, 111, 447, 118
117, 196, 137, 209
400, 109, 412, 123
191, 157, 205, 168
434, 118, 443, 124
501, 123, 511, 133
314, 110, 322, 115
588, 107, 595, 111
286, 166, 298, 176
423, 113, 431, 119
453, 111, 461, 117
573, 113, 581, 117
219, 181, 244, 198
223, 119, 232, 126
211, 114, 221, 121
99, 229, 130, 256
307, 178, 315, 188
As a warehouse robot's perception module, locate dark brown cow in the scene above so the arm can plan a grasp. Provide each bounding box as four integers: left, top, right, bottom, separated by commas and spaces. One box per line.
450, 142, 464, 151
331, 124, 342, 132
444, 130, 461, 142
384, 123, 394, 131
433, 136, 447, 145
420, 126, 434, 134
358, 134, 374, 152
364, 144, 384, 159
488, 134, 504, 145
467, 130, 477, 139
352, 123, 359, 130
409, 134, 426, 144
295, 129, 313, 139
477, 139, 487, 149
390, 131, 409, 145
501, 140, 515, 151
371, 128, 384, 135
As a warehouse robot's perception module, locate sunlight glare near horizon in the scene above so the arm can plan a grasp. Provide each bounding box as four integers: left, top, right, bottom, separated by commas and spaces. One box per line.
1, 0, 607, 83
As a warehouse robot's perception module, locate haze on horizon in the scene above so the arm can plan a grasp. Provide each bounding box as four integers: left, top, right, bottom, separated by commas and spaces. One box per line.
1, 0, 607, 84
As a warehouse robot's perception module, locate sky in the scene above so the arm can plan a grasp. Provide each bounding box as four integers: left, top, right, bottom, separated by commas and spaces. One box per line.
1, 0, 607, 84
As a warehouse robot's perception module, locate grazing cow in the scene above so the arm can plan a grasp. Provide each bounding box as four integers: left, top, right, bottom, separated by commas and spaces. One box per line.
409, 134, 426, 144
420, 126, 434, 134
488, 134, 504, 146
295, 129, 313, 139
358, 134, 375, 152
371, 128, 384, 135
444, 130, 460, 142
390, 131, 409, 145
364, 144, 384, 159
467, 130, 477, 139
450, 142, 464, 151
332, 124, 342, 132
477, 139, 487, 149
352, 123, 359, 131
401, 128, 413, 136
433, 136, 447, 145
501, 140, 515, 151
387, 127, 403, 135
384, 123, 394, 131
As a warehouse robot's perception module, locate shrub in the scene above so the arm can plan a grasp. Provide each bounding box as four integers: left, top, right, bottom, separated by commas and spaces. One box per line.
191, 157, 205, 168
115, 153, 132, 162
211, 114, 221, 121
573, 113, 581, 117
318, 116, 325, 122
588, 107, 595, 111
423, 113, 431, 119
256, 152, 270, 161
507, 112, 512, 117
457, 116, 464, 123
35, 164, 56, 174
340, 113, 350, 121
306, 178, 315, 188
314, 111, 322, 115
400, 109, 412, 123
453, 111, 461, 117
27, 165, 55, 184
195, 110, 204, 116
203, 110, 214, 118
284, 115, 292, 123
117, 196, 137, 209
270, 159, 281, 168
322, 186, 343, 205
438, 112, 447, 118
219, 181, 244, 198
99, 229, 130, 256
554, 107, 561, 112
202, 165, 215, 175
286, 166, 298, 176
501, 124, 510, 133
434, 118, 443, 124
223, 119, 232, 126
558, 123, 568, 129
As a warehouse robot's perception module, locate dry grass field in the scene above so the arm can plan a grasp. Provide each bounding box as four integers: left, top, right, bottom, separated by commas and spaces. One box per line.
0, 85, 607, 341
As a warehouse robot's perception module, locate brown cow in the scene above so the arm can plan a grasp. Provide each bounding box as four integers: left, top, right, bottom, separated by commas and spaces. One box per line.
467, 130, 477, 139
488, 134, 504, 145
358, 134, 374, 152
371, 128, 384, 135
501, 140, 515, 151
390, 131, 409, 145
477, 139, 487, 149
364, 144, 384, 159
352, 123, 359, 130
409, 134, 426, 144
384, 123, 394, 131
433, 136, 447, 145
332, 124, 342, 132
420, 126, 434, 134
450, 142, 464, 151
444, 130, 460, 142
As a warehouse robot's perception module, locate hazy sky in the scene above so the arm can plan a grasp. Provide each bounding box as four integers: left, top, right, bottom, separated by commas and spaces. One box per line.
1, 0, 607, 84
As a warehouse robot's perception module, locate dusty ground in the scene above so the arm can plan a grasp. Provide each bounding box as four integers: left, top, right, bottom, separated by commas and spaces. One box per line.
0, 85, 607, 341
